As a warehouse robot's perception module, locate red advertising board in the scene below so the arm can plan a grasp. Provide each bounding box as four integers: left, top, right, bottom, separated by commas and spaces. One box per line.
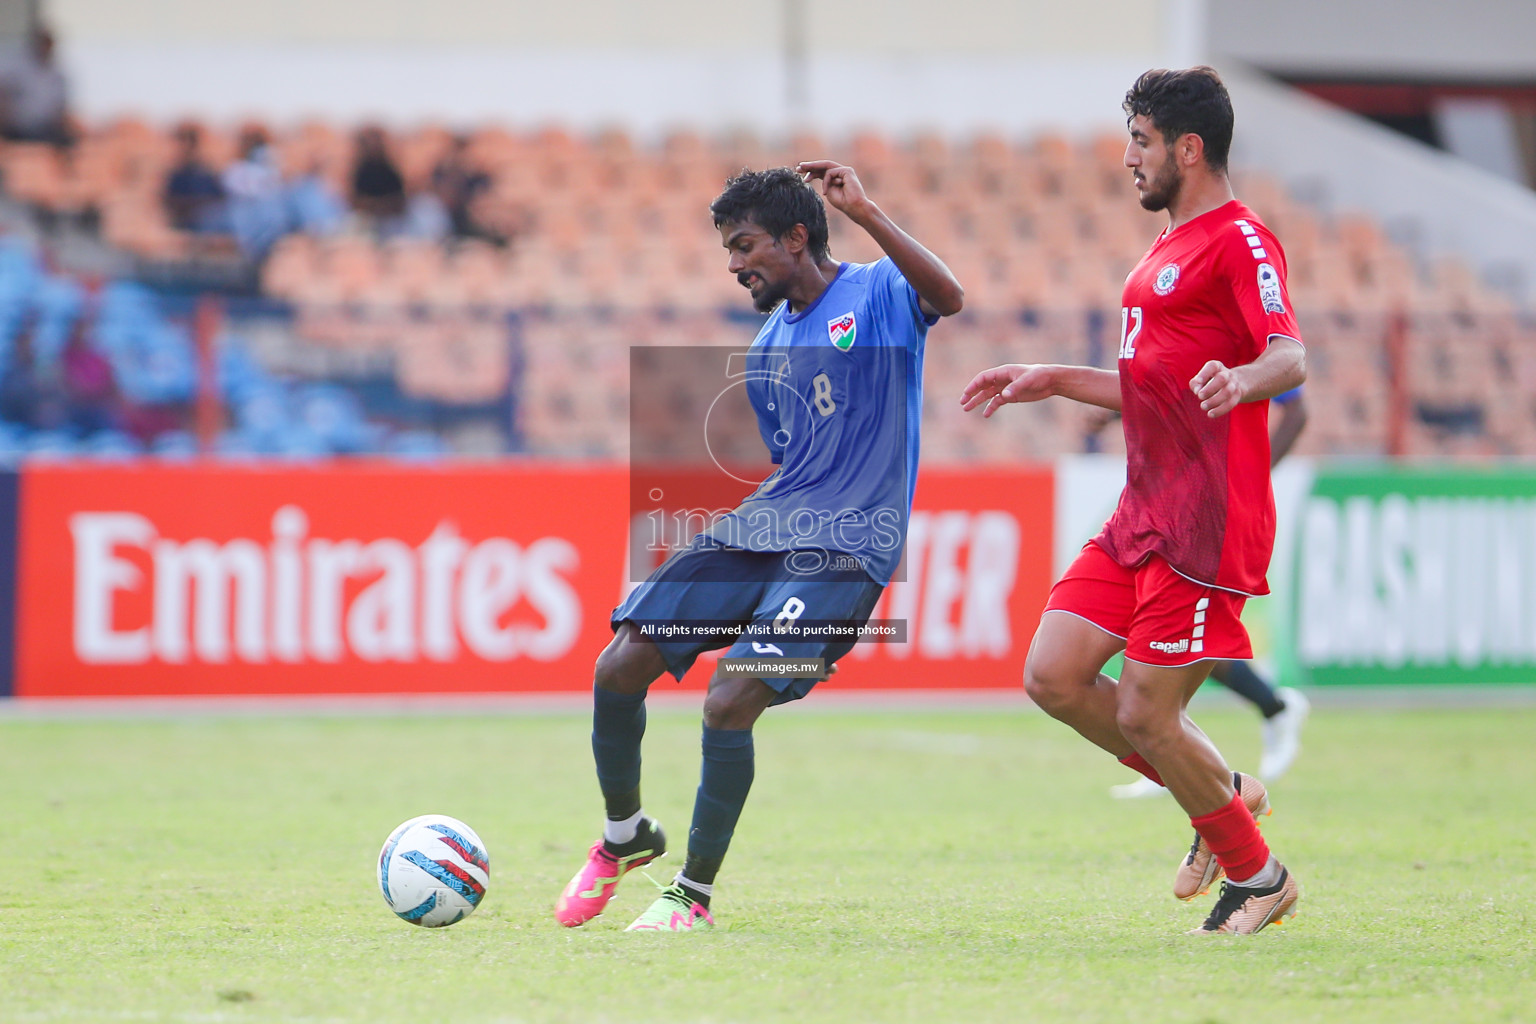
14, 463, 1051, 698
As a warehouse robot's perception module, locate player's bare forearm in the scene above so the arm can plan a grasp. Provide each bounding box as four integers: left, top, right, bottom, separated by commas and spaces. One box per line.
1049, 365, 1123, 411
1269, 395, 1307, 466
845, 202, 964, 316
1239, 337, 1307, 402
1192, 337, 1306, 418
961, 363, 1121, 418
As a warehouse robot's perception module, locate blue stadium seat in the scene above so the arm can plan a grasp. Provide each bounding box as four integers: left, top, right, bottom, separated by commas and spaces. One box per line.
0, 422, 25, 462
296, 383, 372, 452
25, 430, 80, 459
113, 324, 197, 405
150, 429, 200, 460
217, 342, 272, 403
272, 424, 330, 460
234, 382, 292, 447
388, 429, 450, 460
212, 430, 263, 461
82, 429, 145, 460
30, 275, 85, 364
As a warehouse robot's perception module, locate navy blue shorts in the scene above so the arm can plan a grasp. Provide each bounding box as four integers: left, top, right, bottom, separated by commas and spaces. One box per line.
611, 542, 885, 705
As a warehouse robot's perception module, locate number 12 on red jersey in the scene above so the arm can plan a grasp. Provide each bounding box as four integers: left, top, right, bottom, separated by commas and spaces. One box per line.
1118, 306, 1142, 360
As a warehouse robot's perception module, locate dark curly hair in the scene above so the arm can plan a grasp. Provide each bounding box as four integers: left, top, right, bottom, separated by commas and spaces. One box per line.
709, 166, 830, 263
1123, 66, 1234, 173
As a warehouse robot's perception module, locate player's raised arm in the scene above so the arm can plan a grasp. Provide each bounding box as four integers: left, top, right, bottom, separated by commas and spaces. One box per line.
960, 363, 1122, 418
797, 160, 964, 317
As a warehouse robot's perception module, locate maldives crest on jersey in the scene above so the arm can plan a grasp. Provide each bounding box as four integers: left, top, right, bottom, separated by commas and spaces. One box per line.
827, 312, 857, 350
1153, 263, 1180, 296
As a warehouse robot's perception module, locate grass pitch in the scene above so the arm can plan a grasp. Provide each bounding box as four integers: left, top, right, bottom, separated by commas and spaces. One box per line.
0, 699, 1531, 1023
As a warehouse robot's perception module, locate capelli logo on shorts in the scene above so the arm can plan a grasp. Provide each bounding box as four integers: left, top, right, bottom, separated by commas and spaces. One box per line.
1149, 639, 1190, 654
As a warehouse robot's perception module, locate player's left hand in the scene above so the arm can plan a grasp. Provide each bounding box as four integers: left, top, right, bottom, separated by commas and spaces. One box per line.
1191, 360, 1246, 418
797, 160, 870, 218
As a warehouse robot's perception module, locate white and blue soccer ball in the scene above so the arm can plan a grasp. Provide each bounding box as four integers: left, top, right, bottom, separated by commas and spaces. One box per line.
377, 814, 490, 927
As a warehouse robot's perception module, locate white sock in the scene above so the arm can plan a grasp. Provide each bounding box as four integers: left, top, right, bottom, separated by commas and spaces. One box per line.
603, 809, 644, 845
675, 873, 713, 898
1227, 854, 1283, 889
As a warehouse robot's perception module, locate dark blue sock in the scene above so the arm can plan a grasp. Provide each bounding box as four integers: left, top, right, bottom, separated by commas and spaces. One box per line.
592, 687, 646, 820
684, 726, 755, 886
1217, 661, 1286, 718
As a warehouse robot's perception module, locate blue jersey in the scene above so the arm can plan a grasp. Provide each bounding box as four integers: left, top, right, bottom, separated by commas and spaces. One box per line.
703, 258, 936, 584
1272, 386, 1303, 404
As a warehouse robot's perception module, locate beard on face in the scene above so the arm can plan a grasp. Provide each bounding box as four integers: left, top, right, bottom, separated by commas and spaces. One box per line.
1138, 159, 1183, 212
741, 272, 789, 313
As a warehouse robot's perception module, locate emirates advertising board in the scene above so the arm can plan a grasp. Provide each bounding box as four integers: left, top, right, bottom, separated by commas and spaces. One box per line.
5, 463, 1053, 698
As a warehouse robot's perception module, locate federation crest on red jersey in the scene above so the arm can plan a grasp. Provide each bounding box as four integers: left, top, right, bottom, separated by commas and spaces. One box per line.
1153, 263, 1180, 296
1256, 263, 1285, 314
827, 313, 857, 350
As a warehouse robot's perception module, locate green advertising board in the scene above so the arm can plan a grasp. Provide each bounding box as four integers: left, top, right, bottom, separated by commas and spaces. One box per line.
1289, 465, 1536, 685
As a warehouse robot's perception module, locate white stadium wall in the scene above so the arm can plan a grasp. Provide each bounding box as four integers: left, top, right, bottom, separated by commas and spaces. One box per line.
46, 0, 1177, 136
49, 0, 1158, 54
1208, 0, 1536, 78
1224, 67, 1536, 303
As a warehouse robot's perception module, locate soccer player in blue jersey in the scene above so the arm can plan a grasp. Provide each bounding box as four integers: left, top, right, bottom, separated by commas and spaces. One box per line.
554, 162, 963, 932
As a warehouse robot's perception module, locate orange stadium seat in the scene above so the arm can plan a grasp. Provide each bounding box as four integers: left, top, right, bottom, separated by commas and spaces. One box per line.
12, 117, 1531, 459
262, 236, 319, 299
2, 142, 66, 208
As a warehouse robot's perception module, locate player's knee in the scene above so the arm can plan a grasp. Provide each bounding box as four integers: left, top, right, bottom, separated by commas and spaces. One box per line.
701, 692, 757, 731
1114, 695, 1175, 754
593, 627, 659, 696
1023, 655, 1076, 712
702, 678, 772, 731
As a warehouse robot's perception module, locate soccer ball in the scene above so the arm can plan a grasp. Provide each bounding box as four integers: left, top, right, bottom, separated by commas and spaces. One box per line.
377, 814, 490, 927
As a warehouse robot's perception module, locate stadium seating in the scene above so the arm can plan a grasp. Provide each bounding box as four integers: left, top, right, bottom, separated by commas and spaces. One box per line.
1, 121, 1533, 460
0, 236, 444, 459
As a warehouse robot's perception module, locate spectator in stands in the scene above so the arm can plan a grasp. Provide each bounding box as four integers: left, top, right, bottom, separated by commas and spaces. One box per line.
350, 125, 407, 234
60, 321, 118, 434
222, 126, 288, 259
163, 124, 228, 233
402, 185, 451, 241
431, 134, 500, 243
287, 157, 346, 237
0, 26, 71, 147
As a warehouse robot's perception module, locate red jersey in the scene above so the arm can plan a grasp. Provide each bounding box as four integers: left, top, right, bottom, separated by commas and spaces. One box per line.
1094, 200, 1302, 596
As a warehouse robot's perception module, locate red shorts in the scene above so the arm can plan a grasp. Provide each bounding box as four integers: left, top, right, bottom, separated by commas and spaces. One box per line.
1044, 541, 1251, 667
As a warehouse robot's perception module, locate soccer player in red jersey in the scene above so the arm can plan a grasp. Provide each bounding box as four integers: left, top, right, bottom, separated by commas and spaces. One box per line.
1102, 385, 1311, 797
961, 66, 1306, 934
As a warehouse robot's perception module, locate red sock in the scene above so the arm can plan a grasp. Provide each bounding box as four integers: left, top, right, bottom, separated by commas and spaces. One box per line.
1191, 792, 1271, 882
1118, 752, 1164, 786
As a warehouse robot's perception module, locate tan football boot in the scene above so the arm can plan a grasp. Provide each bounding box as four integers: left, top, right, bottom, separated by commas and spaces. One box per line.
1173, 772, 1271, 901
1189, 866, 1300, 935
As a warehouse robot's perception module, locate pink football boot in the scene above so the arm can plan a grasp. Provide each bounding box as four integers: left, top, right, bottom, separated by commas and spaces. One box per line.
554, 818, 666, 927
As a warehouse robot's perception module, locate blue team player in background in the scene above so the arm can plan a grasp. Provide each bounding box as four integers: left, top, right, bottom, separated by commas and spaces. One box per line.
555, 162, 964, 932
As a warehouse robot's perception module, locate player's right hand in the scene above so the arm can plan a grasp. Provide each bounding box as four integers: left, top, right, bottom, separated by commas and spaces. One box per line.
960, 364, 1054, 418
797, 160, 870, 219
